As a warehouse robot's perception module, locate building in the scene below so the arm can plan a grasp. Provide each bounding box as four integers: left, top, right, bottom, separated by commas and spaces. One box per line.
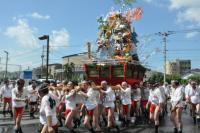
32, 66, 43, 79
48, 63, 62, 79
182, 68, 200, 79
166, 59, 191, 75
62, 52, 91, 80
32, 52, 91, 81
32, 63, 62, 80
62, 52, 89, 64
166, 61, 179, 75
176, 59, 191, 75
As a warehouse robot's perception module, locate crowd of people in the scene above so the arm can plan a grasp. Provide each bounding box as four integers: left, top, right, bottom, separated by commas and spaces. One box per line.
0, 79, 200, 133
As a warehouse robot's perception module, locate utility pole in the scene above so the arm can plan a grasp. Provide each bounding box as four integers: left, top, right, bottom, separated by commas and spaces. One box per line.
163, 33, 167, 86
61, 64, 63, 81
157, 32, 169, 86
46, 36, 50, 81
87, 42, 91, 59
41, 45, 45, 78
4, 51, 9, 79
19, 65, 22, 79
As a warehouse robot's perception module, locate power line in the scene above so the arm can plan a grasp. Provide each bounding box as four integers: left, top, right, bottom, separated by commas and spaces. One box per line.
9, 47, 42, 58
168, 28, 200, 34
50, 45, 82, 47
167, 49, 200, 51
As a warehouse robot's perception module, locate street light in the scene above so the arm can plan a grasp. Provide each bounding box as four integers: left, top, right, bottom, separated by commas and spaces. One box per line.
38, 35, 49, 81
4, 51, 8, 79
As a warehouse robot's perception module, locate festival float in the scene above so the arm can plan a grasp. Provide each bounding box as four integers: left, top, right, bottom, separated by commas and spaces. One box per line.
84, 2, 146, 85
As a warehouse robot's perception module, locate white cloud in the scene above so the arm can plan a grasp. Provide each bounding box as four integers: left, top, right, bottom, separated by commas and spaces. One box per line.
4, 17, 70, 49
50, 29, 70, 49
176, 8, 200, 24
30, 12, 50, 20
169, 0, 200, 24
169, 0, 200, 9
186, 31, 199, 38
4, 19, 38, 47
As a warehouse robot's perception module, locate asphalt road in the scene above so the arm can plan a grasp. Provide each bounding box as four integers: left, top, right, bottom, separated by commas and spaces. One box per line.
0, 109, 199, 133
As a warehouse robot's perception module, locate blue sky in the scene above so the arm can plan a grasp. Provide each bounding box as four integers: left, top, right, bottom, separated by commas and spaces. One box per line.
0, 0, 199, 72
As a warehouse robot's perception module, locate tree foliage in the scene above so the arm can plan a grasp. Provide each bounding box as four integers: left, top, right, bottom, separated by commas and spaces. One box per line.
188, 74, 200, 84
64, 62, 75, 81
148, 72, 163, 83
166, 74, 182, 83
148, 73, 200, 85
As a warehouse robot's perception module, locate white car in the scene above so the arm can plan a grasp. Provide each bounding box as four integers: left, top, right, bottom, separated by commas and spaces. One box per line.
37, 78, 55, 83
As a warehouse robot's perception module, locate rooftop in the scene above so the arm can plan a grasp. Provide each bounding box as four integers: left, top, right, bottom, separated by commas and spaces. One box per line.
62, 52, 88, 58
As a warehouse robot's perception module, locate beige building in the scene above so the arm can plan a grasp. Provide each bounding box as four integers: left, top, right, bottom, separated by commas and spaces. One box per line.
166, 61, 179, 75
166, 59, 191, 75
62, 52, 91, 71
61, 52, 92, 80
48, 63, 62, 78
32, 63, 62, 80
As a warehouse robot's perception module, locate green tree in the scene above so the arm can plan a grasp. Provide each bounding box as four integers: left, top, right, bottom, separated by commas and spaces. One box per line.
64, 62, 75, 81
147, 72, 199, 85
148, 72, 163, 83
188, 74, 200, 84
166, 74, 182, 83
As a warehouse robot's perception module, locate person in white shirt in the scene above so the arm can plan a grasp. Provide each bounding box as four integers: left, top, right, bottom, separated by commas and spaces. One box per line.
56, 83, 64, 102
158, 83, 168, 117
49, 82, 59, 102
12, 79, 27, 133
184, 79, 193, 113
146, 83, 164, 133
131, 84, 141, 118
185, 79, 192, 97
78, 80, 101, 133
64, 81, 81, 133
141, 83, 150, 109
38, 83, 58, 133
117, 81, 131, 126
162, 83, 170, 113
55, 82, 65, 127
141, 82, 150, 122
0, 79, 13, 117
28, 81, 38, 119
185, 81, 200, 126
100, 81, 119, 132
170, 80, 184, 133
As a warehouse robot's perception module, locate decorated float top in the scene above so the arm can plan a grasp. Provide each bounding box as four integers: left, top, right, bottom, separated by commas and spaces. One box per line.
96, 3, 143, 64
84, 1, 145, 85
